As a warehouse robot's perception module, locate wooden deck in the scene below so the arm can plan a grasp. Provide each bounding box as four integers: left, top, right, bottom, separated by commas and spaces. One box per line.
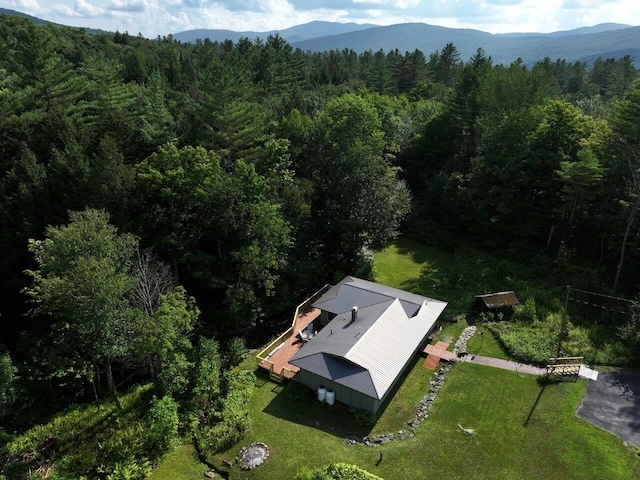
422, 341, 457, 370
258, 308, 321, 381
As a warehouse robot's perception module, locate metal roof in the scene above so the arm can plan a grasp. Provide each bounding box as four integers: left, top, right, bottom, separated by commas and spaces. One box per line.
312, 276, 427, 317
290, 276, 447, 400
289, 353, 377, 398
475, 291, 520, 309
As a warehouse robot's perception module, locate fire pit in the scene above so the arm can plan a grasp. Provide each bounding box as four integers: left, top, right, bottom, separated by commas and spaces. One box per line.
237, 442, 269, 470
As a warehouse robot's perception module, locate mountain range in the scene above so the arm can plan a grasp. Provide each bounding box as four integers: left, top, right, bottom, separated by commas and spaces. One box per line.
174, 21, 639, 66
1, 8, 638, 67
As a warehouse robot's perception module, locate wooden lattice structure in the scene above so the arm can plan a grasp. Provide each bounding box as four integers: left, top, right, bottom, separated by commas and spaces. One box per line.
546, 357, 583, 376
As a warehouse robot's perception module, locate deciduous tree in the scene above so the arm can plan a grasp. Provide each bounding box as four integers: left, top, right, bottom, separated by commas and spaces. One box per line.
24, 209, 138, 409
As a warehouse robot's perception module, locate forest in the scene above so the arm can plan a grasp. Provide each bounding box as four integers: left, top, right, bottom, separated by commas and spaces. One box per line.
0, 14, 639, 479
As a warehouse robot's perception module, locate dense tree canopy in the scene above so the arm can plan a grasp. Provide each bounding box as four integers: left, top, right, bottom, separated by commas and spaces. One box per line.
0, 16, 639, 464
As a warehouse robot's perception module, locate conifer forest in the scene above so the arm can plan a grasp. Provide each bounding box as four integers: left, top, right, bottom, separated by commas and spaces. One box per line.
1, 15, 639, 479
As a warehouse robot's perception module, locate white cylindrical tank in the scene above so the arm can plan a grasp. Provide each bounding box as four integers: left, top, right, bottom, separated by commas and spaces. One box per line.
326, 389, 335, 406
317, 386, 326, 402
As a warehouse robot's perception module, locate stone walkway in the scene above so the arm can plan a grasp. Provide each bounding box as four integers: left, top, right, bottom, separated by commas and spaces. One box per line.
461, 354, 546, 375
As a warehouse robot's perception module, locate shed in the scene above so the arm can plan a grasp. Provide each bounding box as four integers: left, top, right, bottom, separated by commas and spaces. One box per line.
475, 291, 520, 312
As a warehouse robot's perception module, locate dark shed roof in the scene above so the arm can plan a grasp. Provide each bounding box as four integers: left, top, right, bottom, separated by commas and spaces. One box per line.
475, 291, 520, 311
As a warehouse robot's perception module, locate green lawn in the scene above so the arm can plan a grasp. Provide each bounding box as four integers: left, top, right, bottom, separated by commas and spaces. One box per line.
152, 238, 640, 479
148, 444, 209, 479
371, 237, 551, 316
154, 360, 639, 480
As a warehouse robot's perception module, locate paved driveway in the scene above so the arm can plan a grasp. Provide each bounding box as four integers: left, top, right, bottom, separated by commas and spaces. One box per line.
576, 370, 640, 447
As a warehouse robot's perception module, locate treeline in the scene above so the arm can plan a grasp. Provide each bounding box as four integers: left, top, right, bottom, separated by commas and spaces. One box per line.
1, 13, 640, 444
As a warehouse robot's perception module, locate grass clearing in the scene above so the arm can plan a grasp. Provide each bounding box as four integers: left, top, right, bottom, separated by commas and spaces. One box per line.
152, 238, 640, 479
3, 385, 158, 479
156, 360, 640, 480
148, 443, 208, 480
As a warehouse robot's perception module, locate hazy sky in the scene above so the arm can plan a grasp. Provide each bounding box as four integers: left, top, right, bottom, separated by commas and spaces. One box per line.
3, 0, 638, 38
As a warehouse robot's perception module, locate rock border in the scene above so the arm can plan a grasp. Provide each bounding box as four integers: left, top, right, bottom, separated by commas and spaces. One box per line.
345, 361, 455, 447
453, 325, 476, 355
345, 326, 479, 447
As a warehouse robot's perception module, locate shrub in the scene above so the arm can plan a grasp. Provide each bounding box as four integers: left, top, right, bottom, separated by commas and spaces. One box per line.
195, 369, 255, 455
192, 338, 221, 413
103, 458, 152, 480
354, 409, 377, 427
0, 351, 16, 418
512, 298, 539, 323
486, 322, 555, 365
2, 385, 160, 480
295, 463, 385, 480
284, 381, 312, 402
197, 412, 251, 453
225, 337, 248, 368
146, 395, 179, 456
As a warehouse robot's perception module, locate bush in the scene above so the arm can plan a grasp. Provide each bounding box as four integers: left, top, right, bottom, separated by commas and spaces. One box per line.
284, 381, 312, 402
103, 458, 152, 480
192, 338, 221, 413
354, 409, 377, 427
486, 322, 555, 365
146, 395, 179, 456
225, 337, 248, 368
0, 351, 16, 418
197, 412, 251, 453
2, 385, 161, 480
512, 298, 539, 323
195, 369, 255, 455
295, 463, 385, 480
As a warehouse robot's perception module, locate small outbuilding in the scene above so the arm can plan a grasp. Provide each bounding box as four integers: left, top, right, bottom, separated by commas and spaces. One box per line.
474, 291, 520, 312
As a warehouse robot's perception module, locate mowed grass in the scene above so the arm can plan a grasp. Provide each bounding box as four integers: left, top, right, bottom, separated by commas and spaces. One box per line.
371, 237, 552, 316
156, 362, 640, 480
152, 239, 640, 479
148, 444, 208, 480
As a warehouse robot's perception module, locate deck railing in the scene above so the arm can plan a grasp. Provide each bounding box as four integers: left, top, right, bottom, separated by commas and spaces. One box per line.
256, 327, 293, 364
256, 284, 331, 365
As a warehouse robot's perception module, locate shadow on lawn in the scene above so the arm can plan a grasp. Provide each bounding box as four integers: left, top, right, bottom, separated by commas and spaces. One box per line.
523, 384, 547, 427
258, 352, 432, 441
261, 384, 374, 440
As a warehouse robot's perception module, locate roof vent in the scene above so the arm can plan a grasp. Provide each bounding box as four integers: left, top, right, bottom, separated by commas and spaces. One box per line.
351, 306, 358, 322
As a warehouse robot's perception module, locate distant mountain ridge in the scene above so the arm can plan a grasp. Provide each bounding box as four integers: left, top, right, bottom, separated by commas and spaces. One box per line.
0, 7, 108, 35
172, 21, 377, 44
498, 22, 632, 37
0, 7, 52, 25
176, 21, 639, 66
1, 7, 638, 66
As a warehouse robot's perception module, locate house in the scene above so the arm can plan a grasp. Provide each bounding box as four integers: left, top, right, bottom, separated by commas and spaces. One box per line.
474, 291, 520, 313
289, 276, 447, 413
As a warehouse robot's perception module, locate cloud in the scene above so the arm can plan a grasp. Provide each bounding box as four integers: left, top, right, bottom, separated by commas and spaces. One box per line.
562, 0, 617, 7
52, 5, 82, 17
15, 0, 42, 12
484, 0, 524, 5
289, 0, 380, 11
109, 0, 149, 12
185, 0, 271, 11
75, 0, 105, 17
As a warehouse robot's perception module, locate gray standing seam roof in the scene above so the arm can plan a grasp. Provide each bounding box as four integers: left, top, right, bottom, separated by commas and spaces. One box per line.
290, 276, 447, 400
291, 353, 377, 398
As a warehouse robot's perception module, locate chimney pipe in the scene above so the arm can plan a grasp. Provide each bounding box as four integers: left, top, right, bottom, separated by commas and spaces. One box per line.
351, 306, 358, 322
